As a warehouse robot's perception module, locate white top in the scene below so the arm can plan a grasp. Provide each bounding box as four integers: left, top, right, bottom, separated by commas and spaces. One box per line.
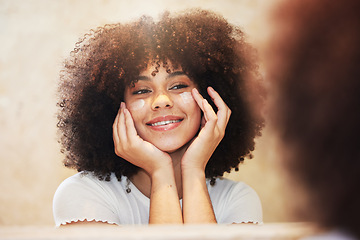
53, 172, 262, 226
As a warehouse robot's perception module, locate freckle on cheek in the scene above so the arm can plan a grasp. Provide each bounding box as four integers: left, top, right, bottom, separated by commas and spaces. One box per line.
179, 92, 194, 104
129, 99, 145, 111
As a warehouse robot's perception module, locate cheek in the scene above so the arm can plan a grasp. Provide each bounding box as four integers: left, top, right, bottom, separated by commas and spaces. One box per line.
179, 92, 194, 104
128, 99, 145, 111
177, 93, 201, 125
127, 99, 146, 130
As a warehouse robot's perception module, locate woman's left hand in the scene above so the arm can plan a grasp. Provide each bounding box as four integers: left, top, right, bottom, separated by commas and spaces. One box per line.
181, 87, 231, 171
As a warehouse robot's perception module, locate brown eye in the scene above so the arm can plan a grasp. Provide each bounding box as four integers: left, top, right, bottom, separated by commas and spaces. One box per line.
132, 89, 151, 95
170, 84, 188, 90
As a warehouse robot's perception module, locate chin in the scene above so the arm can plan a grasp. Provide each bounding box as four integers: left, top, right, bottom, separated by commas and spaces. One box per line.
157, 145, 183, 153
153, 140, 191, 154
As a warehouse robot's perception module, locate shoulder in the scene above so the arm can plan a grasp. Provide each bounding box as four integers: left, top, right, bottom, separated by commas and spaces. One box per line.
53, 172, 126, 226
54, 171, 125, 201
53, 172, 105, 211
55, 172, 103, 196
207, 178, 263, 224
56, 171, 102, 186
207, 178, 257, 197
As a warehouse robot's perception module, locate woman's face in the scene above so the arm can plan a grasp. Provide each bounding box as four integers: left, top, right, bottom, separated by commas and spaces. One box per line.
124, 63, 201, 153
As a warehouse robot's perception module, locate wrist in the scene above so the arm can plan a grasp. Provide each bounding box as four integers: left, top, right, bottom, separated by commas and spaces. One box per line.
181, 166, 206, 180
150, 164, 178, 196
150, 163, 176, 183
145, 155, 172, 176
181, 160, 206, 173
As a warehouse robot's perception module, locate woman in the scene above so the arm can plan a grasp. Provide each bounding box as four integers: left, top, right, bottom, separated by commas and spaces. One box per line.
53, 9, 264, 226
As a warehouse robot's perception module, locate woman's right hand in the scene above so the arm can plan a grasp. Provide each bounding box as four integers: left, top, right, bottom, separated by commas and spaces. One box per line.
112, 102, 173, 176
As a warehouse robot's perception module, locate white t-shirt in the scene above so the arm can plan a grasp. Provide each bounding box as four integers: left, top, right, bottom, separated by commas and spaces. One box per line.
53, 172, 262, 226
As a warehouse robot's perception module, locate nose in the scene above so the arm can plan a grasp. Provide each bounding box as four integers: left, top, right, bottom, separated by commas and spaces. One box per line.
151, 92, 173, 110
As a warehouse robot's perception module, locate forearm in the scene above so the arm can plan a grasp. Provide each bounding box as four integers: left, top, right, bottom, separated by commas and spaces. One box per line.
149, 167, 183, 224
182, 168, 217, 224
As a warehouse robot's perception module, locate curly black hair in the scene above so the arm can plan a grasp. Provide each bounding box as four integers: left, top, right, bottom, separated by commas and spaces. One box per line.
267, 0, 360, 237
57, 9, 264, 182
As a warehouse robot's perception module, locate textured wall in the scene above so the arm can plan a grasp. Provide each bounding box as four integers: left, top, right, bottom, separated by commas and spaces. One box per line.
0, 0, 297, 226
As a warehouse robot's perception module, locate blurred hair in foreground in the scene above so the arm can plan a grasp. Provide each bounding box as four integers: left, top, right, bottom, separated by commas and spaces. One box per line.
265, 0, 360, 237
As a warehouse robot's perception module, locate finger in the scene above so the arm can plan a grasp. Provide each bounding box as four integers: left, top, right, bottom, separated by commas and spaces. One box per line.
202, 99, 217, 127
191, 88, 206, 113
207, 87, 231, 127
118, 102, 128, 144
112, 105, 121, 144
123, 107, 138, 141
193, 87, 219, 125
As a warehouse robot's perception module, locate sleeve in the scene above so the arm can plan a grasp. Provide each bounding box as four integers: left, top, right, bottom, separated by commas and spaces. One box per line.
52, 174, 121, 227
217, 181, 263, 224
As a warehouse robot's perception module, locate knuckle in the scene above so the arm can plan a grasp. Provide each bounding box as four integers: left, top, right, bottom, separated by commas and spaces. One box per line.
114, 144, 127, 157
219, 131, 225, 138
114, 147, 121, 156
215, 128, 225, 139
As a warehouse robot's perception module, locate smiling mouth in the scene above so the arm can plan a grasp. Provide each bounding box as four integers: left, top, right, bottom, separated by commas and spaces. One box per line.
147, 119, 182, 127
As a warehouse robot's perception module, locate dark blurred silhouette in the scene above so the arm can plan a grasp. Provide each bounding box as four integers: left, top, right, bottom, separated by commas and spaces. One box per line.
265, 0, 360, 238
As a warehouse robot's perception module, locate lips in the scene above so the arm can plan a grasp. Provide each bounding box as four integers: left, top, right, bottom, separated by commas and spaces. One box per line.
146, 116, 183, 131
149, 119, 181, 126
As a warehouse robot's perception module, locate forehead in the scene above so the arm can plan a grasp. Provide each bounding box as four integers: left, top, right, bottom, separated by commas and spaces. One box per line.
139, 61, 183, 77
127, 61, 193, 88
136, 71, 189, 83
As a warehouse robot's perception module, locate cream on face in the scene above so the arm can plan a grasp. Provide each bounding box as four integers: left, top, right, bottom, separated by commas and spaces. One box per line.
124, 64, 202, 153
179, 92, 194, 104
128, 99, 145, 111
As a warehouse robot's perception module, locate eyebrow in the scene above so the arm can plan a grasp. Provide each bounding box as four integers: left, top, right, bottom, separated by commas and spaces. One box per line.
167, 71, 187, 79
136, 71, 187, 81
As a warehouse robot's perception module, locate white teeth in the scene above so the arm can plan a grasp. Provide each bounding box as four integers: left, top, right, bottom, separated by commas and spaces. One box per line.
151, 120, 181, 126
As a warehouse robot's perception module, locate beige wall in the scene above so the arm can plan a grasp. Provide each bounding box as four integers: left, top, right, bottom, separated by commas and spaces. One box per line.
0, 0, 297, 226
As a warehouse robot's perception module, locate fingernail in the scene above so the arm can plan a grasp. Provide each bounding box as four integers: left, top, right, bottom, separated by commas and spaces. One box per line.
120, 102, 125, 109
208, 86, 215, 92
193, 88, 199, 94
